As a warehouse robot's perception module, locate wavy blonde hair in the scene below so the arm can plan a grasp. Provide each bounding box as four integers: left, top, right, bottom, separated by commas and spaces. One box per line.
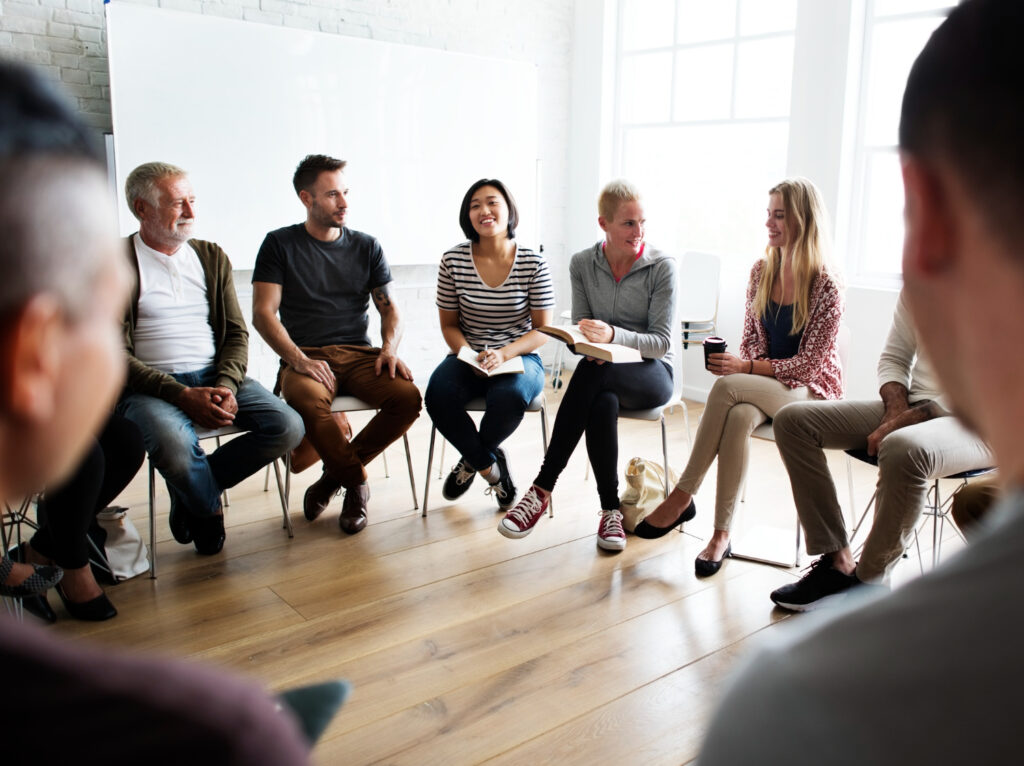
752, 177, 835, 334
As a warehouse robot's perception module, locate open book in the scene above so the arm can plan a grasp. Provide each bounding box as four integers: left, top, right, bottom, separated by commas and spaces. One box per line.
539, 325, 642, 363
457, 345, 525, 376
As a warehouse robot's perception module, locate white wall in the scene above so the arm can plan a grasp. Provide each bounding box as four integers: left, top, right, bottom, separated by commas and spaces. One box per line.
0, 0, 575, 386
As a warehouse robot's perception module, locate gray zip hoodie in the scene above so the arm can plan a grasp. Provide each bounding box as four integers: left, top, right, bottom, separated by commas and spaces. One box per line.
569, 242, 677, 365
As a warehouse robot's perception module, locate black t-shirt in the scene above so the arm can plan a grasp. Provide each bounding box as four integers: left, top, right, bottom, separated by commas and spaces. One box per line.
253, 224, 392, 348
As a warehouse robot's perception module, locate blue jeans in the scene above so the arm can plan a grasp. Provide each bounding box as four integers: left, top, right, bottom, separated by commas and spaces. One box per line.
424, 353, 545, 472
117, 367, 305, 517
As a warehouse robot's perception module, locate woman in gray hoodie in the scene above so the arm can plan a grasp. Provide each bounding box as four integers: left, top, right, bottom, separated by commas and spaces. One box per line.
497, 180, 677, 552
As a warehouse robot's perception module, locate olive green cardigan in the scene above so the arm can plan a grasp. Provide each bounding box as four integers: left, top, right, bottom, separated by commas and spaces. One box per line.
122, 236, 249, 403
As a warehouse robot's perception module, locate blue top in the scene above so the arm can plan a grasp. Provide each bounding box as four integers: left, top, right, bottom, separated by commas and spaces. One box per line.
762, 301, 803, 360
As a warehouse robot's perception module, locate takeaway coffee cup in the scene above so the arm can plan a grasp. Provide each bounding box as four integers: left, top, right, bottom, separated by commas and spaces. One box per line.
703, 337, 727, 370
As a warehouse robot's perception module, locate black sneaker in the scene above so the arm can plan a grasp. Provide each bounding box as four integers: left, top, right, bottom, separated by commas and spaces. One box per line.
770, 555, 860, 612
485, 448, 517, 511
167, 484, 193, 545
442, 458, 476, 501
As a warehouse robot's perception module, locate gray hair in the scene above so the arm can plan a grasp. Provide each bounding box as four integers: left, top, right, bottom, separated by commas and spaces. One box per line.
125, 161, 187, 220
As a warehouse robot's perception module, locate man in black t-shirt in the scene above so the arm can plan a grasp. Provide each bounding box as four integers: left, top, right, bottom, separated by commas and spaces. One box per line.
252, 154, 421, 534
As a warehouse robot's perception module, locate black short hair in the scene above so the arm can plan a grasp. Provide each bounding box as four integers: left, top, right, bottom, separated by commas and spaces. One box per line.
0, 60, 102, 164
292, 154, 347, 195
458, 178, 519, 243
899, 0, 1024, 247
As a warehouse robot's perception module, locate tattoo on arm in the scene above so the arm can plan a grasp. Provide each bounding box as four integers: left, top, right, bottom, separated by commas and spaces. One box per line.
372, 285, 392, 309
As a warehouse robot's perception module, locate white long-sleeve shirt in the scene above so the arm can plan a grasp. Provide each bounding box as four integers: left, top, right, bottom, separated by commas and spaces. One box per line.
876, 289, 945, 409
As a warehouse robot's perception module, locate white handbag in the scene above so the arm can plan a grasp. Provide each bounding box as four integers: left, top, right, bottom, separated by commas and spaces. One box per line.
619, 457, 678, 533
95, 506, 150, 581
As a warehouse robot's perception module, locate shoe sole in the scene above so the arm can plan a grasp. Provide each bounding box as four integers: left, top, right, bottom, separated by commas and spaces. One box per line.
497, 520, 536, 539
771, 590, 851, 613
597, 536, 626, 551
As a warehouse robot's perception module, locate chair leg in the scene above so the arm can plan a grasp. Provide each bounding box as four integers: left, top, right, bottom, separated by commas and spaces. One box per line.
264, 464, 271, 492
846, 453, 856, 528
660, 415, 670, 497
148, 458, 157, 579
422, 426, 437, 517
403, 434, 418, 511
540, 403, 553, 518
272, 458, 293, 538
438, 440, 446, 479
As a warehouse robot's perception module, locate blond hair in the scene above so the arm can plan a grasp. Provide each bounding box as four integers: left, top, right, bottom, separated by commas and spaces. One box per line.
752, 177, 836, 334
598, 179, 641, 221
125, 161, 187, 220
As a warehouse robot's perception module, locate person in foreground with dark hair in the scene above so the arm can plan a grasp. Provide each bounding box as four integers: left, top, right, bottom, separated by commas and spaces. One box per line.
498, 179, 677, 552
424, 179, 554, 510
698, 1, 1024, 762
252, 154, 422, 534
0, 59, 309, 764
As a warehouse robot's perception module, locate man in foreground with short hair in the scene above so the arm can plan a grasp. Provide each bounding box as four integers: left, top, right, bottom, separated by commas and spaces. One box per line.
698, 1, 1024, 762
768, 290, 991, 611
0, 59, 309, 764
118, 162, 304, 554
252, 154, 421, 534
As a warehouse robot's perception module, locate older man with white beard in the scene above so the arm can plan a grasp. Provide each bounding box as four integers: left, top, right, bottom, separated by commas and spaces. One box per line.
116, 162, 304, 555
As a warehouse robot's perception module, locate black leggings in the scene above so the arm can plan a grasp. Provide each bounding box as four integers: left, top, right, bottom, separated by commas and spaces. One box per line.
31, 414, 146, 569
535, 358, 673, 509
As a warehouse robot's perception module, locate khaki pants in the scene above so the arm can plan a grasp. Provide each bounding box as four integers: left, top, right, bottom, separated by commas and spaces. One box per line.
773, 400, 992, 582
280, 345, 422, 489
677, 374, 816, 531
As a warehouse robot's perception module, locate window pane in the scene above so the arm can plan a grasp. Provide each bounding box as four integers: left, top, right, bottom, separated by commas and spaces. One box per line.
676, 0, 736, 44
621, 122, 789, 258
734, 36, 794, 119
874, 0, 954, 17
673, 44, 734, 121
622, 0, 675, 51
860, 150, 904, 276
619, 52, 673, 124
739, 0, 797, 36
863, 16, 944, 145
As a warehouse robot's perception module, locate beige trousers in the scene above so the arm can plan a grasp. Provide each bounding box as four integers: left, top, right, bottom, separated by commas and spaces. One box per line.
773, 400, 993, 582
677, 374, 815, 531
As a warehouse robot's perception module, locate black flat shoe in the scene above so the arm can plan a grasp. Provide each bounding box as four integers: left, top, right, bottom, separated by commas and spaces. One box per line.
168, 487, 194, 544
22, 594, 57, 623
695, 543, 732, 578
634, 500, 697, 539
56, 585, 117, 621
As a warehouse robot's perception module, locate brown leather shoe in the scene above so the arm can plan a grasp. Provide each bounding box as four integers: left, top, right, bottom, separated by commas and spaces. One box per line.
339, 483, 370, 534
304, 472, 342, 521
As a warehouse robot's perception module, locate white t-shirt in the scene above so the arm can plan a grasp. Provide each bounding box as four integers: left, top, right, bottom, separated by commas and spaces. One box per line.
132, 233, 216, 373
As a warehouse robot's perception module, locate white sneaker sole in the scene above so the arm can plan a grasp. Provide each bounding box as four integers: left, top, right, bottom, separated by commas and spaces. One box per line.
771, 590, 850, 613
597, 536, 626, 551
498, 519, 537, 539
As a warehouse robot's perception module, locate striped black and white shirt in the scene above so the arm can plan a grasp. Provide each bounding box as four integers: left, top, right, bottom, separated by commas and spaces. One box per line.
436, 241, 555, 352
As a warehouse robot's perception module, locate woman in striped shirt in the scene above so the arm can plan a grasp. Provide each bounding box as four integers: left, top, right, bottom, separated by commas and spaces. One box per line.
424, 178, 554, 509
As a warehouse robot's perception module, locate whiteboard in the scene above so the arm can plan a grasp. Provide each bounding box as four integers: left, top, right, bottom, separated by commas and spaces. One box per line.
106, 3, 539, 268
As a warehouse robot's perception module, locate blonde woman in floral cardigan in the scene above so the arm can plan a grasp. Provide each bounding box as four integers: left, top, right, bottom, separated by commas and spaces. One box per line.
637, 178, 844, 577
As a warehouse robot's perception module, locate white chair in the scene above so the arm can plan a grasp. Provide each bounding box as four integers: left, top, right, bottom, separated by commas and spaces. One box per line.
147, 423, 291, 579
732, 324, 852, 568
678, 252, 721, 350
421, 393, 551, 516
845, 448, 995, 572
548, 309, 573, 390
616, 330, 691, 495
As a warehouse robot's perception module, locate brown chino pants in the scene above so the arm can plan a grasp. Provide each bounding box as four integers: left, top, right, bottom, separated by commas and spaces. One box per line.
280, 345, 422, 489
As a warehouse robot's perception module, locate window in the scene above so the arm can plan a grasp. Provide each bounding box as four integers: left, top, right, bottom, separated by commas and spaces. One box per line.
846, 0, 954, 285
614, 0, 797, 261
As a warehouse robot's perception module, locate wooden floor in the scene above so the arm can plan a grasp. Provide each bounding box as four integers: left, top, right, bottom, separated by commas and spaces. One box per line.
44, 376, 964, 764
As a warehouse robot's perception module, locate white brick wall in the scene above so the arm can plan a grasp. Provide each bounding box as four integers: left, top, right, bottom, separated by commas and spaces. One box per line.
0, 0, 576, 382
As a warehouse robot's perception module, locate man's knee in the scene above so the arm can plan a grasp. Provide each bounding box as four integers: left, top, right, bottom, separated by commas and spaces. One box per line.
877, 429, 931, 480
774, 402, 819, 449
273, 405, 306, 451
148, 428, 201, 480
387, 381, 423, 420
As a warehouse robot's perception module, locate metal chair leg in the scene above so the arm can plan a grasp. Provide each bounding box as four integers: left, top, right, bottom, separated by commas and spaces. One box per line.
422, 426, 437, 517
272, 457, 293, 538
403, 434, 418, 510
148, 458, 157, 579
541, 402, 553, 518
